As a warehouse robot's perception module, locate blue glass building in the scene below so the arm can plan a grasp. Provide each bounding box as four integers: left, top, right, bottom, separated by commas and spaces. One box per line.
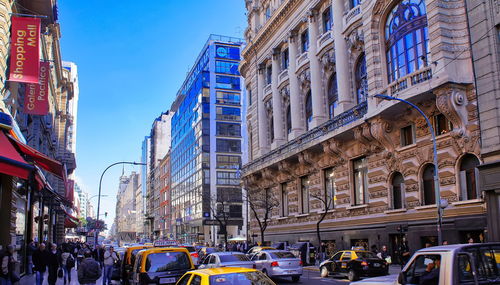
170, 35, 245, 244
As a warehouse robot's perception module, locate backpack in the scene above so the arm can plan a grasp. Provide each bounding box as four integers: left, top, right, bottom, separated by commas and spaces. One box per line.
66, 254, 75, 268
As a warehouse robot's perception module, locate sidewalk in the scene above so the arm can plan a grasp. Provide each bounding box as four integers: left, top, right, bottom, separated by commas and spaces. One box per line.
20, 268, 109, 285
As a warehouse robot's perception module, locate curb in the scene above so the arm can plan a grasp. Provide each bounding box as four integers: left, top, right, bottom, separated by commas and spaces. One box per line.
304, 267, 320, 272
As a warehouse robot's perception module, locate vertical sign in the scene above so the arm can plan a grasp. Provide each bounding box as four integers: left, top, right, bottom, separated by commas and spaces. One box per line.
9, 17, 41, 83
24, 61, 49, 115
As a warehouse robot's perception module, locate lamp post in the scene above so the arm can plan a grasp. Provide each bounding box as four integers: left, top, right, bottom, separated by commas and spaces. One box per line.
87, 194, 107, 219
95, 161, 146, 245
374, 94, 443, 245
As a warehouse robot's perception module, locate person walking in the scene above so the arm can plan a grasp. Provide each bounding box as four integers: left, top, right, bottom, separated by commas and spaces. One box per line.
47, 243, 60, 285
33, 243, 49, 285
103, 246, 118, 285
93, 245, 104, 269
0, 245, 18, 285
61, 247, 75, 284
26, 240, 36, 275
78, 250, 102, 285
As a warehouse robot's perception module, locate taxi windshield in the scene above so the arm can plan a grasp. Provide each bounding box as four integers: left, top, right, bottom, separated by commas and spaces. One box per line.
355, 252, 377, 259
209, 272, 274, 284
145, 252, 191, 272
219, 254, 250, 262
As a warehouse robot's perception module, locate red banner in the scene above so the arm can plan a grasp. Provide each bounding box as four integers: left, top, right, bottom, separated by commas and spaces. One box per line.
24, 61, 49, 115
9, 17, 41, 83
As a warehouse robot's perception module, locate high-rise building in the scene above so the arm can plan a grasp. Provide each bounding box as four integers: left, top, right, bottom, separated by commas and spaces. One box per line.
115, 171, 139, 242
138, 136, 150, 238
170, 35, 246, 244
74, 183, 88, 218
241, 0, 486, 253
159, 151, 171, 238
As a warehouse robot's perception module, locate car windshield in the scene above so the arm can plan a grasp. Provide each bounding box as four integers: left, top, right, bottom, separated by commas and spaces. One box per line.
220, 254, 250, 262
145, 252, 191, 272
209, 272, 275, 284
182, 246, 196, 253
356, 252, 377, 259
270, 252, 296, 259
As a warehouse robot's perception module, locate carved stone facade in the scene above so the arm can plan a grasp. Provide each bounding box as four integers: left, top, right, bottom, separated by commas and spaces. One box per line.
241, 0, 488, 252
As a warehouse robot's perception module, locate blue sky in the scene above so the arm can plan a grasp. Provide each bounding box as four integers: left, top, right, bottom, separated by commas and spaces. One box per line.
58, 1, 247, 231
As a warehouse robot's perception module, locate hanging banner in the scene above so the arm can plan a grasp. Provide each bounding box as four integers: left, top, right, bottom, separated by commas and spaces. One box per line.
9, 17, 41, 84
24, 61, 49, 115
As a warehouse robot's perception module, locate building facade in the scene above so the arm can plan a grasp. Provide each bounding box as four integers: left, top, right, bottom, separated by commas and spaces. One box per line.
137, 136, 150, 239
159, 151, 172, 238
170, 35, 246, 244
115, 172, 139, 242
467, 0, 500, 242
241, 0, 487, 256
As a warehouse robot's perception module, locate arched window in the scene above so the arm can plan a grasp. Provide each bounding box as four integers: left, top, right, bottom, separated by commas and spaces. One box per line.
392, 172, 405, 209
355, 54, 367, 104
422, 164, 435, 205
459, 154, 480, 200
385, 0, 429, 83
305, 91, 313, 130
286, 105, 292, 134
328, 73, 338, 119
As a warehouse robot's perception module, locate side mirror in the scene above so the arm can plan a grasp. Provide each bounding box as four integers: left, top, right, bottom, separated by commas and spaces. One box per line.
398, 272, 406, 285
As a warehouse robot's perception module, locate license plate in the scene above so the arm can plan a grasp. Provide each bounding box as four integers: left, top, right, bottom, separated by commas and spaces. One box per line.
160, 277, 176, 284
286, 270, 296, 274
373, 263, 380, 267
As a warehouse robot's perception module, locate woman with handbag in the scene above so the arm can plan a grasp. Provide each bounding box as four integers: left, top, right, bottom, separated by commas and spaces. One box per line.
0, 245, 19, 285
61, 247, 75, 284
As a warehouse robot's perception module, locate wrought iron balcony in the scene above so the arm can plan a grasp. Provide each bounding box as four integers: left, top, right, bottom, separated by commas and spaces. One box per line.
242, 101, 368, 175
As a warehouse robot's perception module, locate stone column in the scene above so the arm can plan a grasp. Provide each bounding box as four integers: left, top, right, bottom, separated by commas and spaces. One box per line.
307, 10, 327, 128
332, 0, 354, 112
271, 48, 285, 148
257, 64, 270, 155
288, 32, 305, 139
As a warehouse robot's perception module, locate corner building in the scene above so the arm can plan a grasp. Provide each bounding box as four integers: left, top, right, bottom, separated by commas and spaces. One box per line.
171, 35, 246, 244
241, 0, 487, 256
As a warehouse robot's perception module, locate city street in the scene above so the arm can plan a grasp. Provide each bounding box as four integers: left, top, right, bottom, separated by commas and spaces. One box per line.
273, 269, 349, 285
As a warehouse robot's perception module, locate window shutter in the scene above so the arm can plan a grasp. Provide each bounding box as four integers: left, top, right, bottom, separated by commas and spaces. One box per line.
459, 170, 467, 200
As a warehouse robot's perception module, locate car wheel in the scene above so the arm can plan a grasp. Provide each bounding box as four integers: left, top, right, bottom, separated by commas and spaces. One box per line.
320, 266, 329, 278
348, 269, 359, 281
291, 276, 300, 282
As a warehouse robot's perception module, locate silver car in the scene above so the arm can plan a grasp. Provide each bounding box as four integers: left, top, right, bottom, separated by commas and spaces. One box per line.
198, 251, 256, 269
251, 250, 303, 282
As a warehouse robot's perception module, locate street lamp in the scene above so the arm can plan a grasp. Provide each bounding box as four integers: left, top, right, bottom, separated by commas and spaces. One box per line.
374, 94, 444, 245
95, 161, 146, 245
87, 195, 108, 219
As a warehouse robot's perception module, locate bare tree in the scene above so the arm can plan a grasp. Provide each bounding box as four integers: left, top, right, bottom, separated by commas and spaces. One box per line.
245, 187, 280, 245
310, 187, 334, 260
209, 194, 230, 249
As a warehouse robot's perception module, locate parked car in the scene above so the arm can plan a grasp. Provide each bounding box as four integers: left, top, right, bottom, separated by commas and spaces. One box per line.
351, 242, 500, 285
251, 250, 303, 282
179, 245, 200, 265
319, 250, 388, 281
176, 267, 276, 285
198, 252, 255, 269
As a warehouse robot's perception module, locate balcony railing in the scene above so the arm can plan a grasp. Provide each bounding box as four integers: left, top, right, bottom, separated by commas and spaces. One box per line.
343, 4, 362, 30
317, 31, 333, 51
242, 101, 368, 175
264, 84, 272, 95
296, 52, 309, 69
388, 67, 433, 96
278, 69, 289, 83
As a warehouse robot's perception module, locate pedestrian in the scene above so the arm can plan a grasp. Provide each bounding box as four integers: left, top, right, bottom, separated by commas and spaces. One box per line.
398, 238, 410, 268
47, 243, 60, 285
0, 245, 18, 285
377, 245, 392, 264
61, 247, 75, 284
78, 250, 102, 285
33, 243, 49, 285
93, 245, 104, 269
103, 246, 118, 285
26, 240, 36, 275
442, 240, 449, 245
468, 237, 474, 244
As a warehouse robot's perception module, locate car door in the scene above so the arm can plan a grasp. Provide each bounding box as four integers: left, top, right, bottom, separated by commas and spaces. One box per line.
208, 255, 217, 268
252, 252, 263, 270
329, 252, 343, 274
177, 273, 192, 285
198, 254, 211, 269
188, 274, 202, 285
259, 252, 270, 273
339, 252, 352, 274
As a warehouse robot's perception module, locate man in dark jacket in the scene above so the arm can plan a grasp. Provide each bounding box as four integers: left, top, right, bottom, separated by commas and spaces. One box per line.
78, 250, 102, 285
33, 243, 50, 285
47, 243, 60, 285
93, 245, 104, 268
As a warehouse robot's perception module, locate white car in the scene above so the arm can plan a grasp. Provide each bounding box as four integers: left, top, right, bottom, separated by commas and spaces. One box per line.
198, 251, 256, 269
252, 250, 303, 282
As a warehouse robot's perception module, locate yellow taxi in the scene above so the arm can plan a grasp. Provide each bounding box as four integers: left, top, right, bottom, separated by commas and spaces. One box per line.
123, 245, 153, 284
319, 249, 388, 281
176, 267, 276, 285
131, 247, 195, 285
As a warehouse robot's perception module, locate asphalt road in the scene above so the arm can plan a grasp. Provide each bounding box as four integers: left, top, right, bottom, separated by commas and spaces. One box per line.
273, 269, 350, 285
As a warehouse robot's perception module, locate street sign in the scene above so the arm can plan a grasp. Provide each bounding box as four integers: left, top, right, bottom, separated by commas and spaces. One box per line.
203, 219, 220, 226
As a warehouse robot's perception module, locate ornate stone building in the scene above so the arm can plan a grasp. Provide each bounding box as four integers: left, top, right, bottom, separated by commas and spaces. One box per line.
240, 0, 486, 255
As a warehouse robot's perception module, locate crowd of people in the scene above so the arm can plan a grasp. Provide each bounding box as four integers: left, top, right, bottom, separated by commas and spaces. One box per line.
0, 239, 119, 285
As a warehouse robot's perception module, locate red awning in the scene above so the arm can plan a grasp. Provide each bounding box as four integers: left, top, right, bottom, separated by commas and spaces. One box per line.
0, 131, 33, 179
65, 217, 79, 228
7, 134, 65, 179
